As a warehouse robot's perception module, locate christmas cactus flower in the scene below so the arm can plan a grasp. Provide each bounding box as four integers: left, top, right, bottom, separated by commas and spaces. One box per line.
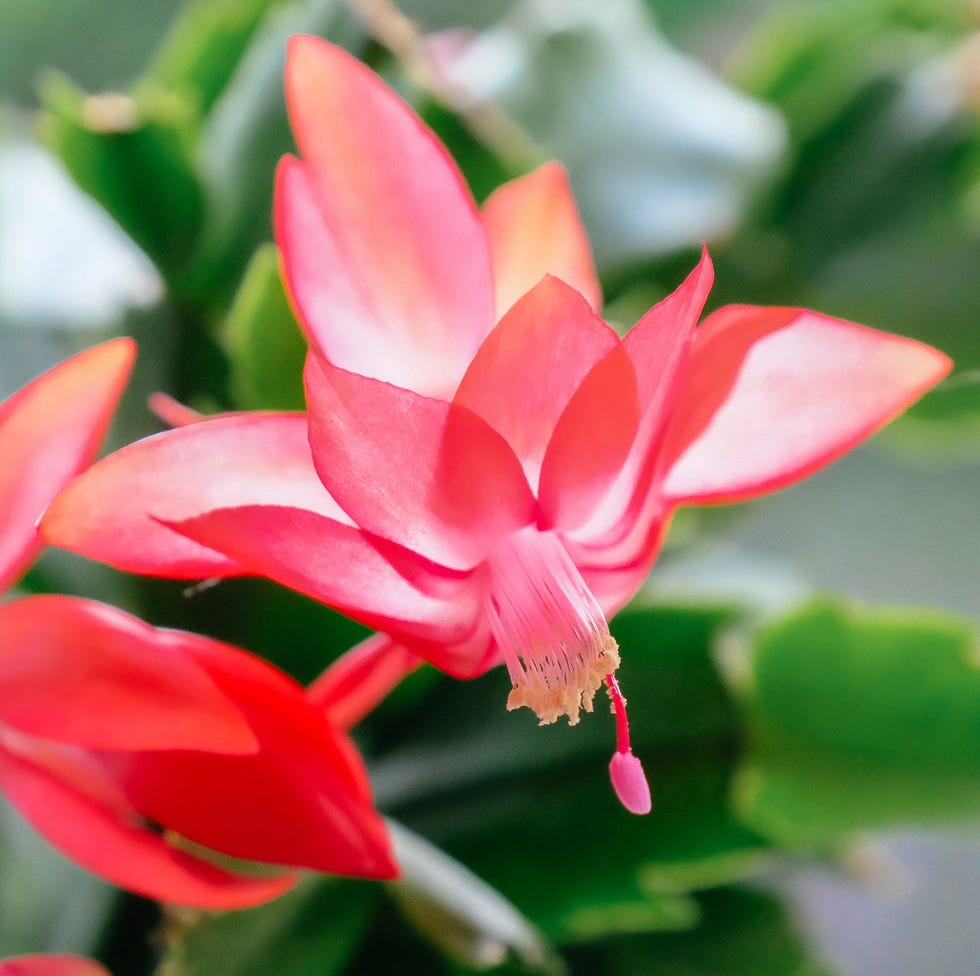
0, 343, 395, 907
41, 38, 953, 814
0, 956, 110, 976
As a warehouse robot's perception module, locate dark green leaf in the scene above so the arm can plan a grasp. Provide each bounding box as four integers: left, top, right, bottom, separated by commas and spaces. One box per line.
158, 875, 377, 976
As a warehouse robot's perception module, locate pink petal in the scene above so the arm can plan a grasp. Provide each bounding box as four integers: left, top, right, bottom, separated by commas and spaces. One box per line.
0, 955, 111, 976
481, 162, 601, 317
41, 413, 341, 577
305, 355, 536, 570
542, 249, 712, 538
170, 505, 483, 649
307, 633, 422, 730
0, 338, 134, 592
454, 276, 619, 489
0, 732, 296, 909
661, 306, 954, 505
112, 639, 398, 880
0, 596, 256, 753
277, 36, 494, 397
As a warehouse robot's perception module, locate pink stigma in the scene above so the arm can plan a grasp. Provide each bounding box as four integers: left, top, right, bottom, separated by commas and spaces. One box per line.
606, 674, 652, 815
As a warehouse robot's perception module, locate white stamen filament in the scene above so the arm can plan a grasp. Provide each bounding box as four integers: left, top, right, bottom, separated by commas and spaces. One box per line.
484, 528, 619, 725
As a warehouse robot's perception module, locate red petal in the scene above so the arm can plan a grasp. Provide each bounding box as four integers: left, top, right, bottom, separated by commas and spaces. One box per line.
661, 306, 953, 505
171, 505, 482, 648
305, 355, 536, 570
482, 162, 601, 317
41, 413, 339, 577
0, 733, 296, 909
0, 956, 110, 976
307, 633, 422, 730
0, 338, 134, 591
112, 638, 398, 880
277, 36, 494, 397
454, 276, 618, 489
0, 596, 256, 753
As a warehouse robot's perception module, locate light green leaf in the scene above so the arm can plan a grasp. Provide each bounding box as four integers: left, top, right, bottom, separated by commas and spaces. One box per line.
735, 598, 980, 849
40, 73, 204, 282
223, 244, 306, 410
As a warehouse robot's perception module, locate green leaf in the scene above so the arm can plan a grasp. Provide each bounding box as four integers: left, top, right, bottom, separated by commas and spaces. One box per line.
223, 244, 306, 410
735, 598, 980, 849
386, 821, 563, 974
147, 0, 282, 120
158, 875, 378, 976
40, 73, 204, 282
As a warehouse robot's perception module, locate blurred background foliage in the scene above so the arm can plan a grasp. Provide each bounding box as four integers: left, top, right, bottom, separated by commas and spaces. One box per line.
0, 0, 978, 974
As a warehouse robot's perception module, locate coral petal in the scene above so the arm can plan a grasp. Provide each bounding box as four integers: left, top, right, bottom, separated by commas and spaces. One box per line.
0, 338, 134, 591
171, 505, 482, 647
662, 306, 954, 504
455, 276, 618, 489
278, 36, 494, 396
307, 633, 422, 730
41, 413, 338, 577
482, 162, 601, 317
305, 355, 535, 569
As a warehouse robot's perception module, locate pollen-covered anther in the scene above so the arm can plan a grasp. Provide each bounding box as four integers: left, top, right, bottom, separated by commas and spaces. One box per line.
484, 528, 621, 726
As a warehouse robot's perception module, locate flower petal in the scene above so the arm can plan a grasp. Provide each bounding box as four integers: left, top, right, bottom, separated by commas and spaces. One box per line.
0, 955, 111, 976
307, 633, 422, 730
305, 355, 536, 570
0, 338, 134, 591
481, 162, 601, 317
543, 248, 712, 537
111, 637, 398, 880
661, 306, 954, 505
0, 732, 296, 909
170, 505, 482, 649
0, 596, 256, 754
277, 36, 494, 397
41, 413, 339, 577
454, 276, 619, 489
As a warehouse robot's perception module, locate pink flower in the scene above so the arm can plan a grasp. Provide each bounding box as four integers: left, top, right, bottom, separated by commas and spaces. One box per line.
42, 38, 952, 814
0, 955, 110, 976
0, 342, 395, 907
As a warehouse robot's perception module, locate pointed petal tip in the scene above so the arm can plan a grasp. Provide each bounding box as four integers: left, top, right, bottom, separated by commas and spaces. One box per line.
609, 750, 652, 815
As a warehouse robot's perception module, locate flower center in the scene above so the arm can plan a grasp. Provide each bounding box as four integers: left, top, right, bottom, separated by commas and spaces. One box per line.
484, 528, 620, 726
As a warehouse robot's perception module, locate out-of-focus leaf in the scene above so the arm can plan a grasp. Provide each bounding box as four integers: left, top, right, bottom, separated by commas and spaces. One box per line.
734, 598, 980, 849
385, 821, 563, 974
374, 604, 769, 943
223, 244, 306, 410
723, 0, 980, 445
429, 0, 786, 267
39, 73, 204, 282
589, 886, 835, 976
0, 0, 182, 107
0, 806, 113, 959
146, 0, 283, 120
158, 875, 377, 976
